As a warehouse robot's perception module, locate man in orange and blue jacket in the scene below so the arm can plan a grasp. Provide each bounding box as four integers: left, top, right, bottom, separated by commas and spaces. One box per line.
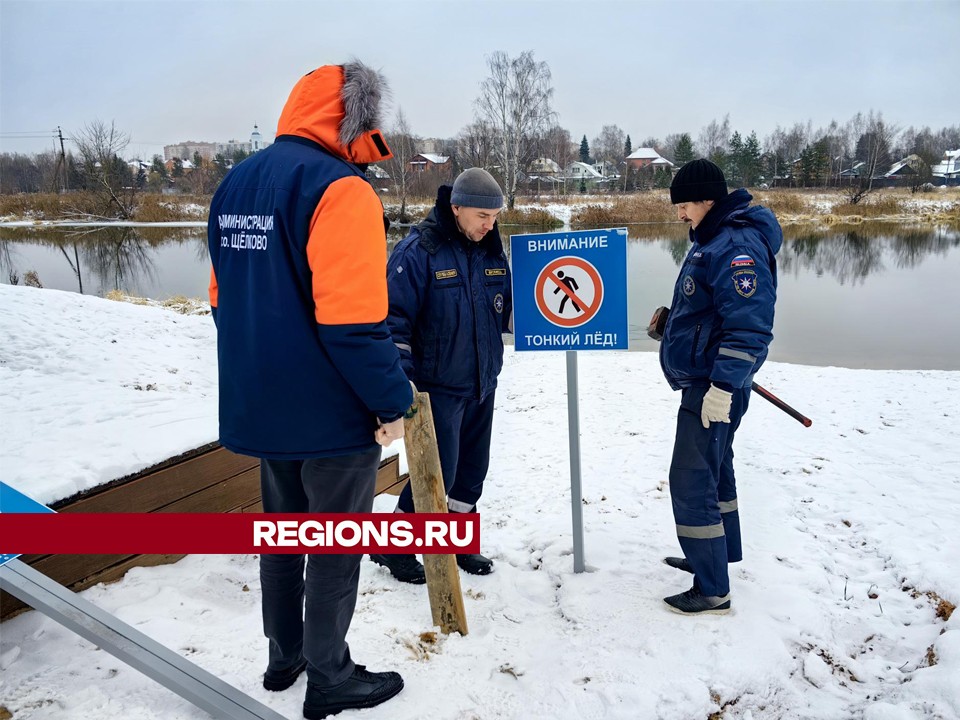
207, 60, 411, 719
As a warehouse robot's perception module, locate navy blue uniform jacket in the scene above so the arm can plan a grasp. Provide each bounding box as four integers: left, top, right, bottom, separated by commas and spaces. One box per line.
387, 186, 512, 401
660, 189, 783, 391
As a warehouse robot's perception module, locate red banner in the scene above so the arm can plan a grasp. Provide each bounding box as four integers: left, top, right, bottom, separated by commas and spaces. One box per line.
0, 513, 480, 555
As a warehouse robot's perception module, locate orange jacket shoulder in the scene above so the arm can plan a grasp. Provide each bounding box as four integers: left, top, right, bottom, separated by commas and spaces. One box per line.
306, 176, 388, 325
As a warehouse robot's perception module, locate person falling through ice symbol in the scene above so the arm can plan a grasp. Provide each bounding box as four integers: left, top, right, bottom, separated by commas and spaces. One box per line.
553, 270, 582, 314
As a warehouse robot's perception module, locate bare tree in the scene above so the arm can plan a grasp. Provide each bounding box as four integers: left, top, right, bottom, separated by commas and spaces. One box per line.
592, 124, 626, 190
457, 119, 497, 173
696, 114, 731, 164
531, 124, 576, 195
72, 119, 136, 218
848, 110, 899, 204
383, 107, 419, 222
763, 122, 810, 186
475, 50, 556, 209
592, 124, 626, 164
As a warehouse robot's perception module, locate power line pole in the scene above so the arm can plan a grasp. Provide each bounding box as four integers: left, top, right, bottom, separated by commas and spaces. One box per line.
58, 126, 69, 192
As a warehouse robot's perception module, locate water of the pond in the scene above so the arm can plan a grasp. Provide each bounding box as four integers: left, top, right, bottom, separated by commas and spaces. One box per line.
2, 222, 959, 370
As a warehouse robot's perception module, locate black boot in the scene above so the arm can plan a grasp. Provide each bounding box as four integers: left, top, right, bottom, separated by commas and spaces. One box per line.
663, 556, 694, 574
262, 657, 307, 692
456, 553, 494, 575
369, 553, 426, 584
663, 586, 731, 615
303, 665, 404, 719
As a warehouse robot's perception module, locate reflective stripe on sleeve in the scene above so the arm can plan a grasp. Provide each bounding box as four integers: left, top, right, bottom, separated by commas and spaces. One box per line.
719, 499, 738, 513
394, 342, 412, 353
719, 347, 756, 363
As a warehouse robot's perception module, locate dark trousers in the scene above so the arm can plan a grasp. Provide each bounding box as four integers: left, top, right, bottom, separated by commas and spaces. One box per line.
397, 390, 496, 514
668, 385, 750, 597
259, 447, 379, 687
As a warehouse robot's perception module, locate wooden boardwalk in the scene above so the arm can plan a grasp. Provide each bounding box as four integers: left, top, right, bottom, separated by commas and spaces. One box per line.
0, 444, 407, 620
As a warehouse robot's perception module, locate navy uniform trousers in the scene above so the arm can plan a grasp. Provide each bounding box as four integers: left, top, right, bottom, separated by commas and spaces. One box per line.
396, 390, 496, 514
259, 446, 380, 687
669, 385, 751, 597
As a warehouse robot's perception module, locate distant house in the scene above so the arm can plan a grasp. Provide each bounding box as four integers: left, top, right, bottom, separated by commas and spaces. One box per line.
839, 161, 865, 179
932, 149, 960, 185
884, 154, 924, 179
591, 160, 620, 179
565, 161, 604, 188
164, 158, 195, 174
526, 158, 564, 189
410, 153, 450, 172
529, 157, 562, 175
626, 147, 674, 171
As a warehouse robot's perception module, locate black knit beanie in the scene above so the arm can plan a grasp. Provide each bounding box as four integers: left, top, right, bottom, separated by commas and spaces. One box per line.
669, 159, 728, 204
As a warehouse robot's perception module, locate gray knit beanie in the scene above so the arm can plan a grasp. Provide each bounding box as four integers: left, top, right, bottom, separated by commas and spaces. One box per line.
450, 168, 503, 209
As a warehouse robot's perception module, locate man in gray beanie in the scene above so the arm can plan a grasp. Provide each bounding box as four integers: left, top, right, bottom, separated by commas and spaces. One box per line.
647, 158, 782, 616
370, 168, 512, 582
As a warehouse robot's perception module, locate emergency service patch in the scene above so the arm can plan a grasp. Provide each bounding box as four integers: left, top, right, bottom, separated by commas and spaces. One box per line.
485, 268, 507, 276
733, 268, 757, 297
730, 254, 755, 268
435, 269, 458, 280
494, 293, 504, 313
682, 275, 696, 296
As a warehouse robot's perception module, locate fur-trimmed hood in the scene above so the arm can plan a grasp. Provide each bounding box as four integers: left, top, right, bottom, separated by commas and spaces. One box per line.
276, 60, 393, 165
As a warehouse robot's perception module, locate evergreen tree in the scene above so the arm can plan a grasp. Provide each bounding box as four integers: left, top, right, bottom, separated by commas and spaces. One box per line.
579, 135, 591, 164
674, 133, 696, 166
624, 135, 632, 157
150, 154, 167, 178
727, 131, 745, 186
798, 139, 830, 187
743, 131, 763, 186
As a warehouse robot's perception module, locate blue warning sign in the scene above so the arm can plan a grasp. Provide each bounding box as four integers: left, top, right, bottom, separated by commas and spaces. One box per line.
510, 228, 628, 351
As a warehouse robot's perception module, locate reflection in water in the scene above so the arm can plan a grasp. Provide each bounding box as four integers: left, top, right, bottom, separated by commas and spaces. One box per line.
627, 222, 960, 286
0, 226, 204, 296
780, 227, 960, 285
2, 222, 959, 369
783, 231, 884, 285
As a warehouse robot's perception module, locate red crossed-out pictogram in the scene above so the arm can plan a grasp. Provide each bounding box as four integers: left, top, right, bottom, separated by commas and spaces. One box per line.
535, 256, 604, 328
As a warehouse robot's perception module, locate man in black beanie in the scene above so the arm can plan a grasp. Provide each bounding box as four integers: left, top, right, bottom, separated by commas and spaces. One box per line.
648, 159, 782, 614
370, 168, 512, 582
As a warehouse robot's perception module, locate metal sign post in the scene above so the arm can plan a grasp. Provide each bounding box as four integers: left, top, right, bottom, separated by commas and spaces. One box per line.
565, 350, 585, 573
510, 228, 628, 573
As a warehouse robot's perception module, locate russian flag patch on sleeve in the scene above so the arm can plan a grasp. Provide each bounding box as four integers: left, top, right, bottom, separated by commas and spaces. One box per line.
730, 254, 755, 267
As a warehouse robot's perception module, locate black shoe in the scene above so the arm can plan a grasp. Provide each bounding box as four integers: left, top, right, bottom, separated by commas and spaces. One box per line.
369, 553, 426, 584
263, 657, 307, 692
456, 553, 494, 575
664, 586, 731, 615
663, 556, 694, 574
303, 665, 403, 719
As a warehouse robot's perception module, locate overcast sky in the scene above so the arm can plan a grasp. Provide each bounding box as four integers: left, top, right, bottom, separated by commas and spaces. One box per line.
1, 0, 958, 161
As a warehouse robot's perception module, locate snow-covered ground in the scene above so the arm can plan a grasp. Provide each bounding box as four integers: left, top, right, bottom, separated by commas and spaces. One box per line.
1, 284, 958, 720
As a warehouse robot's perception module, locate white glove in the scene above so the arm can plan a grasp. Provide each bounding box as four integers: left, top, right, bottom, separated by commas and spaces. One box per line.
701, 384, 733, 429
